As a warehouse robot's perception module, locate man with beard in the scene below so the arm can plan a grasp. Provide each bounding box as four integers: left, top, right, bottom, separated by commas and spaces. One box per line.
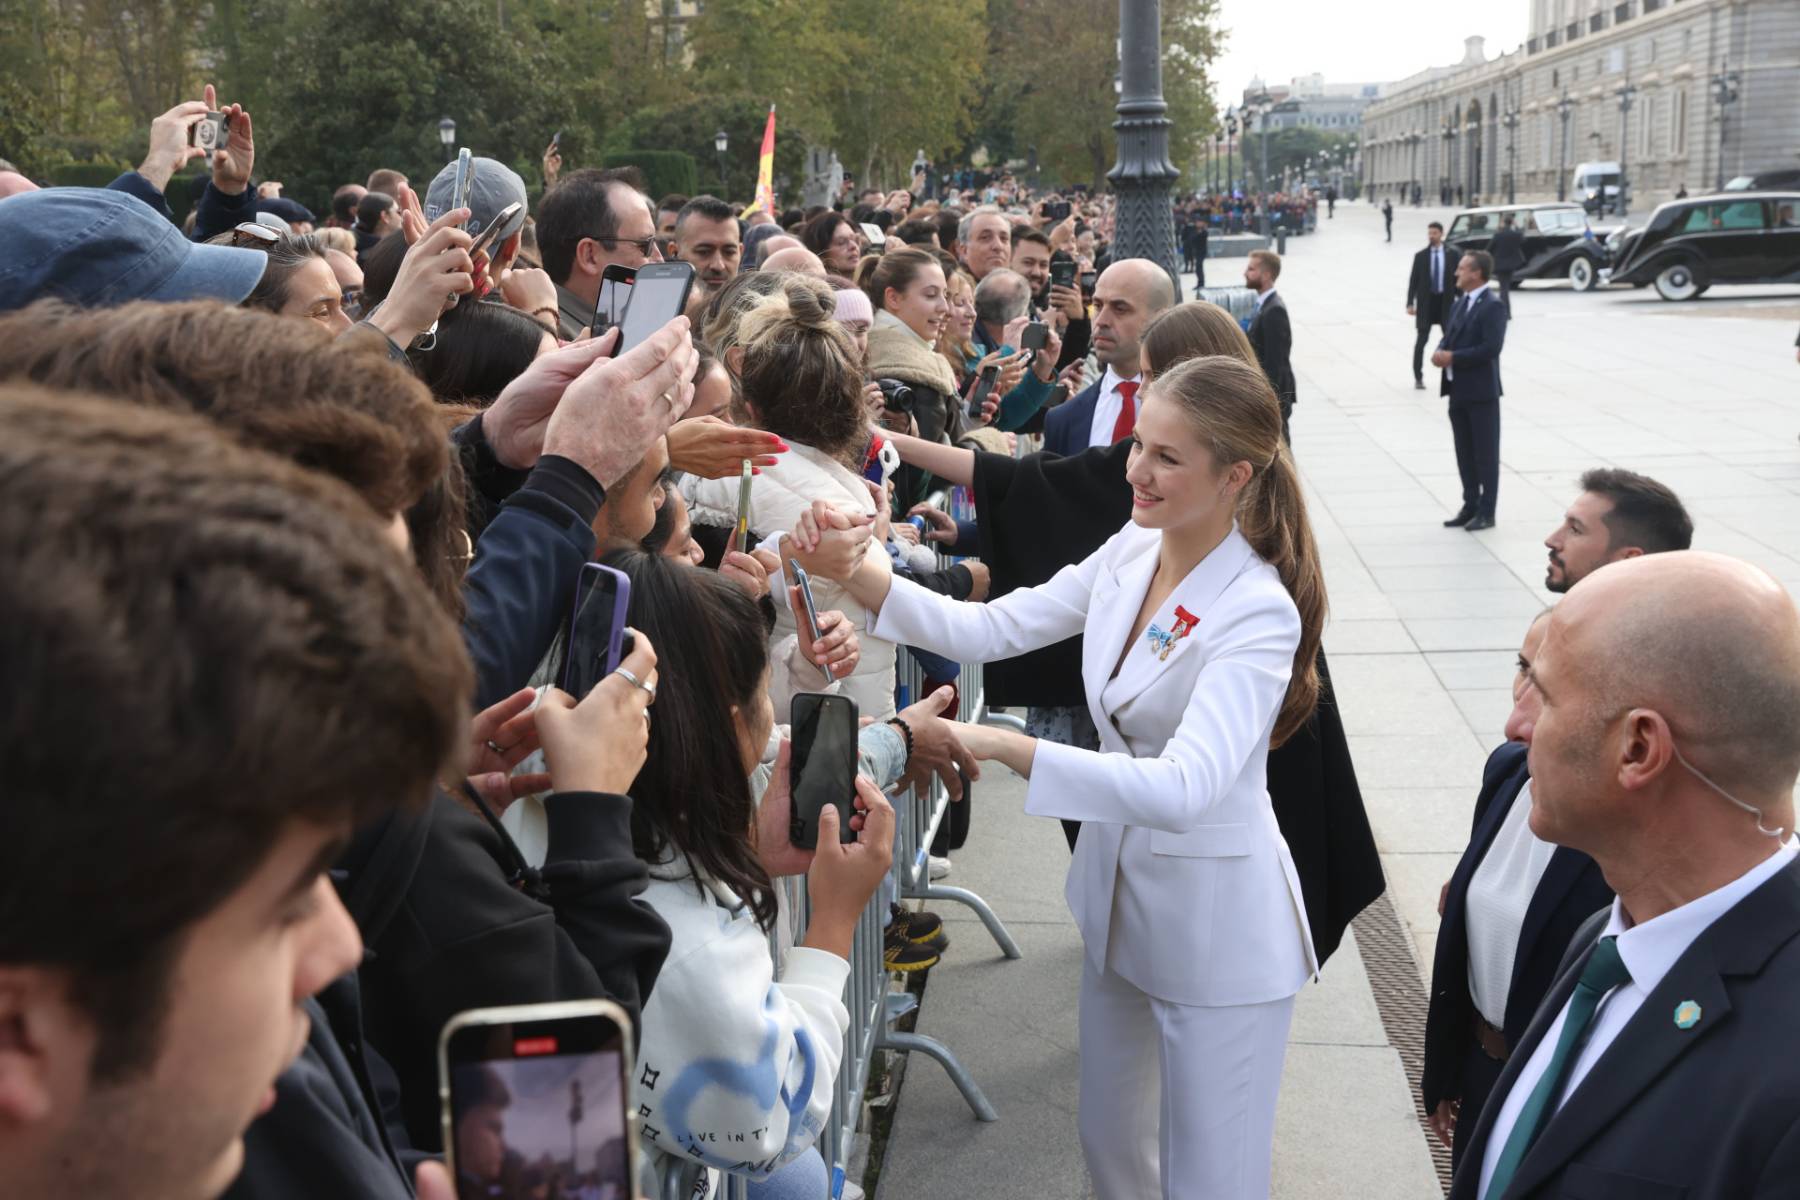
670, 195, 742, 301
1543, 469, 1693, 594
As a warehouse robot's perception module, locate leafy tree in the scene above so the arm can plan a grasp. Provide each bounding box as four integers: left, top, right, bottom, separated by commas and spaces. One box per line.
686, 0, 850, 151
828, 0, 985, 188
605, 94, 807, 204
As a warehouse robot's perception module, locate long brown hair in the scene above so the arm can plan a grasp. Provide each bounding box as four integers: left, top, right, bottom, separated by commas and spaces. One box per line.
1144, 323, 1327, 747
736, 274, 869, 466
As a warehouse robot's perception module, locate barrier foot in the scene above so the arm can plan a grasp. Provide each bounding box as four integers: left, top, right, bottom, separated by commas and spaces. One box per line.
907, 884, 1023, 959
877, 1028, 999, 1121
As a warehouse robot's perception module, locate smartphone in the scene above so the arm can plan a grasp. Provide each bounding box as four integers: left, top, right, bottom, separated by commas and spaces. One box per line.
551, 130, 562, 151
591, 263, 636, 338
439, 1000, 634, 1200
788, 693, 859, 850
1049, 259, 1077, 290
733, 458, 754, 554
966, 363, 999, 420
858, 222, 885, 246
450, 148, 474, 228
612, 261, 695, 357
468, 200, 524, 260
190, 111, 227, 154
788, 559, 835, 683
1079, 269, 1098, 292
559, 563, 633, 699
1019, 321, 1050, 353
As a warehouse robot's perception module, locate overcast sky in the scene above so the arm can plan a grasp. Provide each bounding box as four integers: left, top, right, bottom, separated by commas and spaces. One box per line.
1208, 0, 1530, 103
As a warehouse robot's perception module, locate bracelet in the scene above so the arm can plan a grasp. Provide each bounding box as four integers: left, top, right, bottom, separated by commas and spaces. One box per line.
529, 305, 560, 326
886, 717, 915, 765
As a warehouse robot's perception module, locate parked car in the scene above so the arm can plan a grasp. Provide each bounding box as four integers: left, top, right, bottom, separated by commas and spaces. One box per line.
1607, 192, 1800, 301
1445, 202, 1609, 291
1572, 161, 1623, 215
1725, 169, 1800, 192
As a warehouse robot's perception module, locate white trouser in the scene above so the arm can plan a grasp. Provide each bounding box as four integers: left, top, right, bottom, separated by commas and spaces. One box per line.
1077, 956, 1295, 1200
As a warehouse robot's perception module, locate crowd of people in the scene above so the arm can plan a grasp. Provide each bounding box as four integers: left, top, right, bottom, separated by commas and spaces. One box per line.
5, 79, 1800, 1200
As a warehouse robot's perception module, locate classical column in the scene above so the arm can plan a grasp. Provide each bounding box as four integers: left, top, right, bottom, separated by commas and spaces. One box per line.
1108, 0, 1183, 298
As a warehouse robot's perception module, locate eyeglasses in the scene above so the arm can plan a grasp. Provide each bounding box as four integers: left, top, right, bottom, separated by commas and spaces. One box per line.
599, 236, 659, 256
229, 222, 281, 247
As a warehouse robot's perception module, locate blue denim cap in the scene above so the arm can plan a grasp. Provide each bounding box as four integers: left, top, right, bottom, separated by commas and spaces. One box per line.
423, 156, 528, 243
0, 187, 268, 313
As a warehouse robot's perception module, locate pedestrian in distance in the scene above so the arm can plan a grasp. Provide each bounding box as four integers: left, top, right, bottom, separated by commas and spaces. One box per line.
1489, 214, 1526, 319
1245, 249, 1295, 443
1382, 198, 1394, 242
1433, 249, 1506, 531
1407, 221, 1454, 389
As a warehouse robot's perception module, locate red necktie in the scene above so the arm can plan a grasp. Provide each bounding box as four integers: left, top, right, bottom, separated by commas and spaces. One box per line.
1109, 380, 1139, 444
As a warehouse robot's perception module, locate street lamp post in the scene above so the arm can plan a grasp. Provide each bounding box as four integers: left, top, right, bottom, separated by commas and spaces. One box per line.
1503, 101, 1519, 205
1106, 0, 1183, 298
437, 117, 457, 164
1556, 90, 1574, 201
713, 129, 729, 194
1212, 130, 1222, 194
1225, 106, 1238, 198
1441, 118, 1453, 205
1256, 97, 1272, 235
1710, 62, 1740, 192
1615, 83, 1636, 216
1408, 131, 1421, 204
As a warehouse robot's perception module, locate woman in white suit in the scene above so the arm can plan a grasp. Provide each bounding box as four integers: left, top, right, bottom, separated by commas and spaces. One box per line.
796, 351, 1328, 1198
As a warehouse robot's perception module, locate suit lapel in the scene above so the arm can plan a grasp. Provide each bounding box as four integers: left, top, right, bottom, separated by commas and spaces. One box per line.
1505, 846, 1591, 1025
1104, 530, 1258, 714
1082, 535, 1157, 741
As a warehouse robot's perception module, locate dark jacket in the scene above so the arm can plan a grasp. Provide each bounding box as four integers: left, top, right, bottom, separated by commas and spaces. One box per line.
1043, 378, 1103, 458
1489, 226, 1527, 275
1438, 287, 1507, 406
1248, 292, 1295, 410
1408, 244, 1454, 327
969, 441, 1384, 963
1421, 742, 1612, 1113
1449, 857, 1800, 1200
104, 171, 255, 241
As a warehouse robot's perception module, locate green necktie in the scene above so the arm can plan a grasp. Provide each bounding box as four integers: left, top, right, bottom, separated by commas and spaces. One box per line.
1483, 936, 1632, 1199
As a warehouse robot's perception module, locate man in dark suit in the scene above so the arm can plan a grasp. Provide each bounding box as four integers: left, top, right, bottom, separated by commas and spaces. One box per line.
1433, 250, 1506, 530
1382, 198, 1394, 241
1423, 613, 1616, 1168
1407, 221, 1454, 388
1449, 550, 1800, 1200
1245, 249, 1295, 442
1488, 213, 1526, 318
1043, 258, 1173, 457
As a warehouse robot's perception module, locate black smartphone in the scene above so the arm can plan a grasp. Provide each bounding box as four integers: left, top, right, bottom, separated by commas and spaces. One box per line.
1019, 321, 1050, 353
1079, 269, 1098, 292
788, 692, 858, 850
439, 1000, 634, 1200
966, 363, 999, 420
612, 261, 695, 356
559, 563, 633, 699
1049, 259, 1077, 290
591, 263, 637, 338
788, 559, 835, 683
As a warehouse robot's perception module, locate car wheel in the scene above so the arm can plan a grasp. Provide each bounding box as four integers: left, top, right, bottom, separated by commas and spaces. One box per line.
1568, 257, 1597, 292
1653, 261, 1702, 301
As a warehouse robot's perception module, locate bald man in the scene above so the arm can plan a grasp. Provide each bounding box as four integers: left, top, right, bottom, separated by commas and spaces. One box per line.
0, 171, 39, 200
1450, 551, 1800, 1200
1044, 258, 1176, 456
759, 244, 826, 276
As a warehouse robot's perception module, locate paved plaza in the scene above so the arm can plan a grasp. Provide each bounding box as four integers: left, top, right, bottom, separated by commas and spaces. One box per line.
876, 199, 1800, 1199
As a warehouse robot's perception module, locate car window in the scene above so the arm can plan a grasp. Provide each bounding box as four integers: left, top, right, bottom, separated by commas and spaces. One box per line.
1468, 214, 1490, 233
1448, 216, 1471, 237
1515, 211, 1537, 232
1539, 210, 1582, 233
1773, 203, 1797, 228
1683, 202, 1767, 232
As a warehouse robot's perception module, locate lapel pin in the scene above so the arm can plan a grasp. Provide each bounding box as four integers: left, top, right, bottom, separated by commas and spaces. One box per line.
1673, 1000, 1702, 1030
1148, 606, 1201, 663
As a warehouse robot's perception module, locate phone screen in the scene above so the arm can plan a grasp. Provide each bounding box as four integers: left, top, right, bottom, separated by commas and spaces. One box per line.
858, 222, 885, 246
442, 1003, 631, 1200
1049, 260, 1076, 290
967, 364, 998, 419
560, 564, 632, 699
788, 693, 858, 850
592, 271, 634, 338
614, 263, 695, 356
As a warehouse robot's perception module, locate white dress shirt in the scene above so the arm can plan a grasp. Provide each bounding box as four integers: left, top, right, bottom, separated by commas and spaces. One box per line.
1464, 781, 1558, 1028
1253, 287, 1274, 313
1477, 839, 1800, 1199
1085, 365, 1144, 450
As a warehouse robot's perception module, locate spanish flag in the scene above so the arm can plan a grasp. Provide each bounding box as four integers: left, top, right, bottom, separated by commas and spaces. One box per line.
741, 105, 776, 219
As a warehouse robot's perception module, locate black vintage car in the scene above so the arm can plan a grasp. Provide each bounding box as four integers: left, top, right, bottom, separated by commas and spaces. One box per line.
1607, 193, 1800, 300
1445, 203, 1610, 292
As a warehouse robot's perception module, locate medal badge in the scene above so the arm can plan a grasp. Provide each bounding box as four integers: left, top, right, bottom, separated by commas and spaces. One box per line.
1145, 605, 1201, 662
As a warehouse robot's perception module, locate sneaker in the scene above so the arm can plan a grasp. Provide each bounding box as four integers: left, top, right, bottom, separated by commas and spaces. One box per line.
928, 854, 952, 880
883, 922, 941, 972
890, 903, 947, 947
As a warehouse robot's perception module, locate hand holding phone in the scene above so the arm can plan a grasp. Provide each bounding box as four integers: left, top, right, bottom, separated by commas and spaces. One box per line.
1019, 321, 1050, 353
590, 263, 635, 338
787, 692, 859, 849
965, 363, 999, 421
439, 1001, 635, 1199
613, 261, 695, 357
788, 560, 835, 682
538, 632, 657, 796
733, 457, 754, 553
1049, 259, 1077, 290
800, 774, 894, 956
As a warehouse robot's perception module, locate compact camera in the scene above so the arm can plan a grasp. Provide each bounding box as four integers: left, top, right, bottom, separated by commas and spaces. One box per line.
875, 377, 916, 414
191, 112, 227, 153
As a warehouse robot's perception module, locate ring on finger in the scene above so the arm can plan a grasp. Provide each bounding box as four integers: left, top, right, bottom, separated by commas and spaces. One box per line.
485, 739, 508, 756
611, 666, 656, 700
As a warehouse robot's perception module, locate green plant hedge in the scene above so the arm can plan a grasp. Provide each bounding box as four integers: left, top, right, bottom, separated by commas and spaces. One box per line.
47, 161, 131, 189
602, 150, 699, 202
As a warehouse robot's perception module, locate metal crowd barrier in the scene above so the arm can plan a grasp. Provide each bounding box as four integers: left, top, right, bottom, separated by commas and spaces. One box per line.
658, 485, 1020, 1200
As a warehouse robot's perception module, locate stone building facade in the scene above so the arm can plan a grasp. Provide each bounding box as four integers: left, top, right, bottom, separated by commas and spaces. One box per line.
1360, 0, 1800, 211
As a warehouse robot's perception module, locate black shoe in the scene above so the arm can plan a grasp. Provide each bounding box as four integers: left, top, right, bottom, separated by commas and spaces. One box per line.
883, 922, 942, 972
1443, 510, 1476, 528
1413, 378, 1426, 390
1465, 516, 1496, 531
890, 903, 946, 946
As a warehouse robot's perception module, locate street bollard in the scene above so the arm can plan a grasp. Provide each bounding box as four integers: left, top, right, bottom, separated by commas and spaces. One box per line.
1276, 226, 1288, 255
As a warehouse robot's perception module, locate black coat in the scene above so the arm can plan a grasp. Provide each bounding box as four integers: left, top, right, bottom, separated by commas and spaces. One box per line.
1489, 227, 1527, 274
969, 442, 1384, 964
1408, 244, 1454, 328
1449, 858, 1800, 1199
1248, 292, 1296, 409
1421, 742, 1612, 1113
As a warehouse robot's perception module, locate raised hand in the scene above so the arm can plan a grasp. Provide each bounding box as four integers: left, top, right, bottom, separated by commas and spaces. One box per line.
665, 415, 786, 479
541, 318, 699, 487
204, 84, 254, 197
535, 632, 657, 795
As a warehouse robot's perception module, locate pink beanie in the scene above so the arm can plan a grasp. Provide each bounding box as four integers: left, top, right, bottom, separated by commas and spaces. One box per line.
834, 285, 873, 327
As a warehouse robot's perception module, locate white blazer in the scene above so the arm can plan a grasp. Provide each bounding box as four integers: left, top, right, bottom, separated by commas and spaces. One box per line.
870, 521, 1317, 1007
